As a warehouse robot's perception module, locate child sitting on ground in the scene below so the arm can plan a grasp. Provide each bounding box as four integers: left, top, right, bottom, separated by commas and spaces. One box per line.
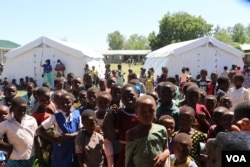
125, 95, 169, 167
75, 109, 107, 167
170, 133, 197, 167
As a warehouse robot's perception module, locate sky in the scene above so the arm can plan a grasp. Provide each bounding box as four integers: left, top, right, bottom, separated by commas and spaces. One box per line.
1, 0, 250, 50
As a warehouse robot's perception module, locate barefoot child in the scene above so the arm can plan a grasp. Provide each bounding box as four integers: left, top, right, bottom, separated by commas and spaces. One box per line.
36, 92, 82, 167
75, 109, 107, 167
125, 95, 170, 167
0, 97, 38, 166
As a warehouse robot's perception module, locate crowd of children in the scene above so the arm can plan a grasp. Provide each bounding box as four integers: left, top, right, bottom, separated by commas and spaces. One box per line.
0, 63, 249, 167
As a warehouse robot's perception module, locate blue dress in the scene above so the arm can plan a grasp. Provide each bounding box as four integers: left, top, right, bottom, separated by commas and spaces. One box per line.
52, 110, 81, 167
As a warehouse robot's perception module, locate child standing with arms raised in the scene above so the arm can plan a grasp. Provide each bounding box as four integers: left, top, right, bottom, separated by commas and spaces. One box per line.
36, 92, 82, 167
125, 95, 169, 167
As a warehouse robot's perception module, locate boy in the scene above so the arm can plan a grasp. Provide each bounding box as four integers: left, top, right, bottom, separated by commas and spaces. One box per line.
75, 109, 107, 167
158, 115, 175, 154
196, 69, 211, 93
233, 101, 250, 131
0, 97, 38, 166
227, 74, 249, 110
156, 82, 180, 130
79, 87, 99, 114
170, 133, 197, 167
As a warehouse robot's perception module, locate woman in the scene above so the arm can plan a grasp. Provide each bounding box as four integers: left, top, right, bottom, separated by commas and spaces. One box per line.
40, 59, 53, 87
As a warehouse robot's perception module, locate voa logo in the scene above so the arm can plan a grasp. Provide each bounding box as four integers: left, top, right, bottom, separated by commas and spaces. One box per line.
226, 155, 247, 163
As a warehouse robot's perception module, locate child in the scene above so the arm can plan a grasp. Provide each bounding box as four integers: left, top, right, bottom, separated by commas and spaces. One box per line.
77, 90, 87, 110
207, 72, 218, 95
158, 115, 175, 154
32, 87, 56, 125
54, 78, 65, 91
179, 68, 187, 90
36, 92, 82, 167
207, 106, 228, 139
144, 70, 154, 91
196, 69, 211, 93
146, 91, 159, 106
204, 95, 217, 117
218, 95, 232, 110
0, 97, 38, 166
79, 87, 99, 114
32, 87, 56, 166
96, 91, 112, 133
175, 106, 206, 167
156, 82, 180, 130
222, 111, 240, 132
170, 133, 197, 167
125, 95, 169, 167
71, 77, 83, 109
228, 74, 249, 110
110, 84, 122, 108
64, 72, 74, 93
95, 92, 113, 166
83, 72, 94, 91
0, 105, 10, 166
233, 101, 250, 131
98, 78, 108, 92
183, 85, 211, 133
75, 109, 107, 167
51, 90, 65, 111
22, 82, 36, 115
104, 84, 139, 167
0, 84, 17, 107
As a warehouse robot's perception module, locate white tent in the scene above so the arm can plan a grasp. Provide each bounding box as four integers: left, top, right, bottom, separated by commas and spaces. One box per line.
143, 36, 244, 78
3, 36, 105, 87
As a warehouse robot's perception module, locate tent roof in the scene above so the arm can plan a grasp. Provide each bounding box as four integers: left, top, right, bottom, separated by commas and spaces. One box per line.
146, 36, 244, 58
0, 40, 20, 49
4, 36, 103, 59
240, 44, 250, 51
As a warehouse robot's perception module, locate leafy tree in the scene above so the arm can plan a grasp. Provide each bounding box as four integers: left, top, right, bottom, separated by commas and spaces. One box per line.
231, 23, 246, 43
245, 24, 250, 43
149, 12, 213, 50
124, 34, 150, 50
106, 31, 125, 50
213, 25, 233, 44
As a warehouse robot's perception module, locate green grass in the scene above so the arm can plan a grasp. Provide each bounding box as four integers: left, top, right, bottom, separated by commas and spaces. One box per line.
110, 63, 143, 82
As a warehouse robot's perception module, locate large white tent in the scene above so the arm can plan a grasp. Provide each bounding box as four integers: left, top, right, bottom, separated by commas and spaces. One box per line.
3, 36, 105, 87
143, 36, 244, 78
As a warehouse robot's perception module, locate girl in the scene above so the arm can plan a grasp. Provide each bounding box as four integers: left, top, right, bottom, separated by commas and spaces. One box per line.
36, 92, 82, 167
125, 95, 169, 167
144, 70, 154, 91
32, 87, 56, 166
71, 77, 83, 109
40, 59, 53, 87
0, 97, 38, 166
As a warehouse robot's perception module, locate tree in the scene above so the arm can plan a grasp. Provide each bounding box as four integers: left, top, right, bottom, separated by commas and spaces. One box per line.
231, 23, 246, 43
124, 34, 150, 50
245, 24, 250, 43
106, 31, 125, 50
149, 12, 213, 50
213, 25, 233, 44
